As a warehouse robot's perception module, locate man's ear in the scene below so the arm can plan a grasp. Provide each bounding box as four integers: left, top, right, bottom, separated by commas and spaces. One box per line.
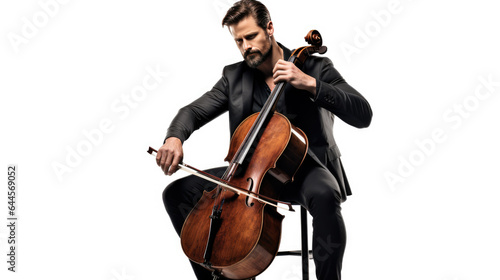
267, 21, 274, 37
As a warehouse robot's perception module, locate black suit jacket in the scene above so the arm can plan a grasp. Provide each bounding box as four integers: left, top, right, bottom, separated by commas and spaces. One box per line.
166, 44, 372, 201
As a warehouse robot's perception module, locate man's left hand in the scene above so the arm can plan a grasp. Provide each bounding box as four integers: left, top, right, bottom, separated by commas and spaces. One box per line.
273, 59, 317, 96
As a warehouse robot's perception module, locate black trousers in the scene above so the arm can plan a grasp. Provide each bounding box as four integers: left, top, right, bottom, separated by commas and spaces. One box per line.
162, 156, 346, 280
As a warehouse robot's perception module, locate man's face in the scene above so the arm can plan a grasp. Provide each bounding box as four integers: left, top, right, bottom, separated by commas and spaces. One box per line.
229, 16, 272, 68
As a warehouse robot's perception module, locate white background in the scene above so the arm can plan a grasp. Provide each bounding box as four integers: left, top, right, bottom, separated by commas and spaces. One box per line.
1, 0, 499, 279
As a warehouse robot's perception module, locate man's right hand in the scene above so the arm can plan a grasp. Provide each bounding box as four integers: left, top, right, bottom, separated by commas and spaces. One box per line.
156, 137, 184, 176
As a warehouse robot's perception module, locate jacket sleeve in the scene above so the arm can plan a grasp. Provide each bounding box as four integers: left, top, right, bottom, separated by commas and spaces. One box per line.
165, 73, 229, 143
312, 57, 372, 128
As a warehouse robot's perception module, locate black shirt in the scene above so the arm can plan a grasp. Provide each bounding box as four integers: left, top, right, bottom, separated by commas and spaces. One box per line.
251, 70, 273, 113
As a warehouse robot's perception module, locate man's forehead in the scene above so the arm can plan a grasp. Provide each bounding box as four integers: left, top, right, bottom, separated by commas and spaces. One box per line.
228, 16, 261, 38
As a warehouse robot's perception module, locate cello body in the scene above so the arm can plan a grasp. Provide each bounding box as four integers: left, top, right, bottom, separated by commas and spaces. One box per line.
180, 112, 308, 279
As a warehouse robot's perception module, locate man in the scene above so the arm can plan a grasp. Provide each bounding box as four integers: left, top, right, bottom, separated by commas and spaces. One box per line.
157, 0, 372, 279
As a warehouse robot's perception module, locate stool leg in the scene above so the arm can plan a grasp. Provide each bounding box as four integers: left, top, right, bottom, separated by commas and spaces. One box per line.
301, 206, 309, 280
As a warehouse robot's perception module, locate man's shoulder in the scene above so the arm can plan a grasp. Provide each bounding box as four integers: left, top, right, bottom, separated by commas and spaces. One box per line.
220, 60, 250, 81
305, 54, 333, 67
223, 60, 247, 73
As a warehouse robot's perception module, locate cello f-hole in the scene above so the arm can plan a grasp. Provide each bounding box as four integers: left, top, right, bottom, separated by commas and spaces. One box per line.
245, 178, 255, 207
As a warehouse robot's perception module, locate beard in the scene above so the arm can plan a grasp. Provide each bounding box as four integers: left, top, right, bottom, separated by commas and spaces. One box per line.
244, 41, 272, 69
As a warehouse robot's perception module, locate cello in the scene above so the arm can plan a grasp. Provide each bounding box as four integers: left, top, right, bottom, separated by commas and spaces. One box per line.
149, 30, 327, 279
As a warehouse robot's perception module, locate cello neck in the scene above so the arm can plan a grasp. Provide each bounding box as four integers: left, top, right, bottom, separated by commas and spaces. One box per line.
229, 55, 298, 167
227, 29, 327, 176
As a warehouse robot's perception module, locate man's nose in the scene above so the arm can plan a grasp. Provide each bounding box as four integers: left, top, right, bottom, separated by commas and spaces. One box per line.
243, 40, 252, 52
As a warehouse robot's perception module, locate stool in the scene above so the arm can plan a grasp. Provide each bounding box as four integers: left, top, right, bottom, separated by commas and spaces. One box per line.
276, 206, 313, 279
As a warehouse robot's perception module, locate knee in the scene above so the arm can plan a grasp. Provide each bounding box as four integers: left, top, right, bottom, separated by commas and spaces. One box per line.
162, 178, 205, 221
162, 181, 174, 205
305, 187, 342, 223
162, 180, 184, 214
161, 180, 193, 236
312, 186, 341, 208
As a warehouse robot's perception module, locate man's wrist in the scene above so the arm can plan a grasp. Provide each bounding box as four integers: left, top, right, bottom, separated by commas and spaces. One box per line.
306, 76, 317, 97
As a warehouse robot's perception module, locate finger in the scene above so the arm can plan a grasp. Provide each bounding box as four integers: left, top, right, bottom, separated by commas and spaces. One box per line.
273, 67, 289, 78
274, 71, 289, 84
273, 59, 287, 72
272, 69, 280, 80
169, 154, 183, 175
161, 153, 173, 175
156, 149, 163, 166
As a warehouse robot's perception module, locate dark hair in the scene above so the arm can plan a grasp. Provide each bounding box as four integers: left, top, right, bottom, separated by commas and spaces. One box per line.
222, 0, 271, 30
